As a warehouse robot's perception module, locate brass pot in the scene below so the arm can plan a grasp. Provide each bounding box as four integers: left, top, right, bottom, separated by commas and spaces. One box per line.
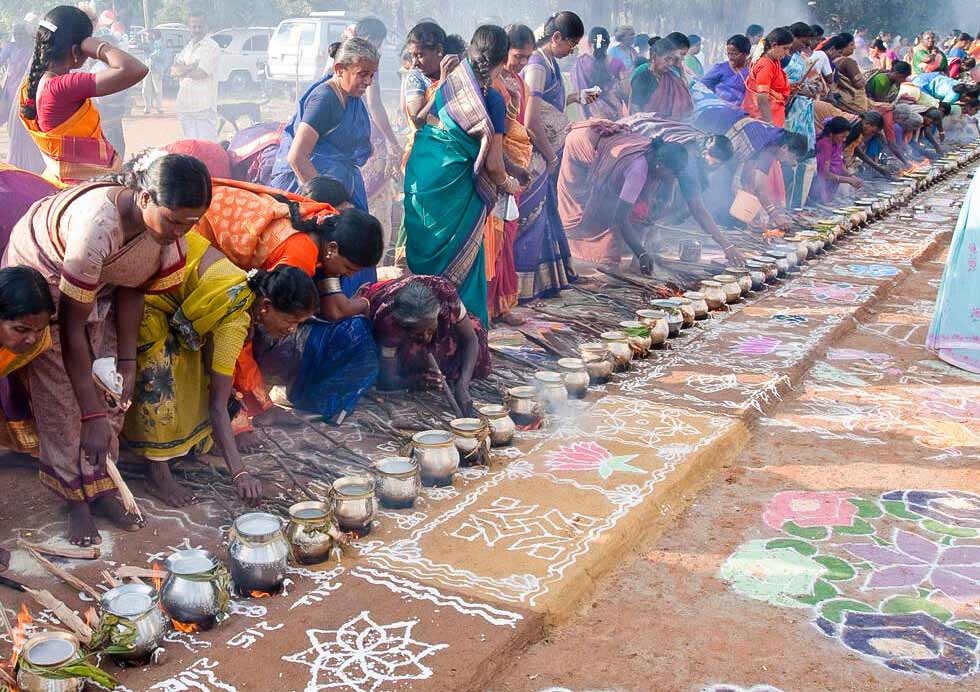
699, 280, 727, 309
618, 321, 653, 357
712, 274, 742, 303
681, 292, 709, 319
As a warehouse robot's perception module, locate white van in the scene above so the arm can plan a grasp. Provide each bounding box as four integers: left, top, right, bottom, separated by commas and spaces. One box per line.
266, 12, 350, 85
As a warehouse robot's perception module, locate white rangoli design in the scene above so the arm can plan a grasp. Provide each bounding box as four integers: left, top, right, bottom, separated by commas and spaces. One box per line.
282, 610, 448, 692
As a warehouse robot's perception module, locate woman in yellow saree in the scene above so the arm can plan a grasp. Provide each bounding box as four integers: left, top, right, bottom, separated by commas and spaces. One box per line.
18, 6, 146, 186
123, 233, 317, 507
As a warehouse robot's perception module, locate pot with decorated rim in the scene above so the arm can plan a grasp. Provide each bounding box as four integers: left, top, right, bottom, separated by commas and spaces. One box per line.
449, 417, 491, 465
557, 358, 591, 398
332, 476, 377, 536
724, 268, 754, 295
618, 321, 653, 357
534, 371, 569, 411
410, 429, 460, 486
699, 280, 727, 309
286, 501, 336, 563
372, 458, 421, 509
16, 632, 84, 692
100, 583, 168, 661
600, 331, 633, 369
476, 403, 516, 446
636, 309, 671, 343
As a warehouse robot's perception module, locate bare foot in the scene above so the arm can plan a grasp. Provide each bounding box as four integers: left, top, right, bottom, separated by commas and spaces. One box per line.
0, 546, 8, 571
67, 503, 101, 547
146, 463, 197, 507
495, 312, 526, 327
253, 406, 302, 428
92, 494, 143, 531
236, 430, 266, 454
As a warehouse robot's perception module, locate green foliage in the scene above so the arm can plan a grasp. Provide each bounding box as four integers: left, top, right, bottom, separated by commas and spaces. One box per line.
810, 0, 959, 36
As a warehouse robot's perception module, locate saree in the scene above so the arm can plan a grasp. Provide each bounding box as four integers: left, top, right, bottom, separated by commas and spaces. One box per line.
124, 234, 254, 460
809, 133, 846, 204
3, 183, 187, 501
571, 54, 626, 120
631, 68, 693, 119
784, 53, 816, 150
743, 56, 789, 127
364, 275, 491, 382
0, 330, 50, 455
559, 120, 654, 264
403, 59, 497, 327
228, 122, 284, 184
516, 51, 573, 303
18, 81, 120, 187
0, 164, 56, 256
362, 112, 396, 250
927, 173, 980, 372
164, 139, 232, 178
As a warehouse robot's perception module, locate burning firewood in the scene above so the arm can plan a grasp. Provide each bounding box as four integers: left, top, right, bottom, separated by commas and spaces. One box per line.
24, 588, 93, 645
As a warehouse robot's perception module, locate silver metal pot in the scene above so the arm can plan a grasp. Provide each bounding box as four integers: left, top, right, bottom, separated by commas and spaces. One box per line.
476, 403, 516, 447
649, 301, 684, 336
582, 354, 614, 383
410, 429, 460, 486
618, 321, 653, 357
373, 457, 421, 509
16, 632, 83, 692
160, 549, 225, 629
635, 309, 670, 345
600, 331, 633, 369
534, 371, 569, 411
230, 512, 289, 594
699, 280, 727, 309
100, 583, 168, 660
450, 417, 491, 463
332, 476, 378, 534
557, 358, 590, 398
286, 501, 335, 564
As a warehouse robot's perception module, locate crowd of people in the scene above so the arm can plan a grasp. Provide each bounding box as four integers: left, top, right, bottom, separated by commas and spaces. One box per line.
0, 4, 977, 550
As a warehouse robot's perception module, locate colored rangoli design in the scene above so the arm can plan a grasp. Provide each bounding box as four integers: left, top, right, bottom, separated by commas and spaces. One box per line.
719, 490, 980, 679
543, 441, 643, 479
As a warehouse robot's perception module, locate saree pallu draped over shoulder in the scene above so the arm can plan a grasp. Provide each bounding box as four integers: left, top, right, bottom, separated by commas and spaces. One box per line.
18, 81, 120, 187
403, 60, 497, 327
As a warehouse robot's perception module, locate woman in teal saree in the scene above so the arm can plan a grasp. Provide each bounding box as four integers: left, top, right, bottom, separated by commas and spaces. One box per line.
403, 25, 521, 327
927, 172, 980, 372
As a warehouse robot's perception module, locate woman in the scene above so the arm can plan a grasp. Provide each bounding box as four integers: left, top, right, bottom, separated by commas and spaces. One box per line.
810, 116, 863, 204
912, 32, 947, 75
363, 275, 490, 417
700, 34, 751, 107
869, 38, 898, 71
628, 37, 694, 118
622, 114, 744, 266
196, 178, 384, 424
783, 23, 818, 150
683, 35, 704, 81
2, 152, 211, 546
558, 120, 689, 272
487, 24, 537, 324
268, 37, 379, 295
736, 131, 807, 229
403, 25, 521, 327
0, 163, 56, 255
742, 27, 794, 127
571, 27, 627, 120
18, 6, 147, 186
124, 233, 317, 506
516, 12, 588, 303
831, 34, 871, 116
928, 172, 980, 372
842, 111, 894, 179
0, 266, 54, 456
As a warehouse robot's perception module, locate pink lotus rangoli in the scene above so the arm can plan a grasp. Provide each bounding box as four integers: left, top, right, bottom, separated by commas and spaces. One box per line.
543, 441, 643, 479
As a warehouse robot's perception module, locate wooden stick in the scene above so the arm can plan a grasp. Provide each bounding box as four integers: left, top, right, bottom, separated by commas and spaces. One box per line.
426, 353, 463, 417
0, 666, 17, 687
114, 566, 162, 581
106, 454, 143, 523
24, 588, 93, 645
22, 548, 101, 601
101, 570, 121, 588
16, 540, 99, 561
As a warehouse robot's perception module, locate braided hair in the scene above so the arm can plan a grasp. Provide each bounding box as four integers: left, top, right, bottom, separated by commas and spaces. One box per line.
467, 25, 509, 95
21, 6, 93, 121
589, 27, 612, 89
272, 195, 384, 269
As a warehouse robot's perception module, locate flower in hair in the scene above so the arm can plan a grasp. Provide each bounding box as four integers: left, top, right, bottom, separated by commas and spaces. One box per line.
132, 148, 167, 174
38, 19, 58, 33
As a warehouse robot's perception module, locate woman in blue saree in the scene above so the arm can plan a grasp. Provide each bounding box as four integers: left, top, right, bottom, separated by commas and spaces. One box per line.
268, 38, 379, 296
516, 12, 588, 302
927, 172, 980, 373
403, 25, 522, 327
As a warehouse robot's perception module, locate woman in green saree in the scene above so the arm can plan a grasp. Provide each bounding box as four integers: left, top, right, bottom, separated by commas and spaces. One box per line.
403, 25, 522, 327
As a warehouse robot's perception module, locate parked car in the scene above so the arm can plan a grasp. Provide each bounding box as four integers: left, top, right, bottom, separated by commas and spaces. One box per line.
266, 11, 350, 86
211, 27, 273, 93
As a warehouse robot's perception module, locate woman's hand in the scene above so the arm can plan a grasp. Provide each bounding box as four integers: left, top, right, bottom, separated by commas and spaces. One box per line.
724, 245, 747, 267
254, 406, 303, 428
439, 55, 460, 83
118, 359, 136, 412
453, 379, 474, 417
233, 471, 263, 505
80, 416, 113, 469
846, 176, 864, 190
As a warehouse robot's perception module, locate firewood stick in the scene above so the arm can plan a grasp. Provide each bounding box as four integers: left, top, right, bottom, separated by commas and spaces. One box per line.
106, 454, 143, 523
16, 540, 99, 560
22, 548, 101, 601
24, 588, 93, 644
0, 666, 17, 687
427, 353, 463, 417
101, 570, 121, 588
114, 566, 162, 581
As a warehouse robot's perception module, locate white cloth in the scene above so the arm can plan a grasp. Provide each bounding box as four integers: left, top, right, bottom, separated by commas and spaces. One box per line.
174, 37, 220, 114
179, 110, 218, 140
811, 50, 833, 77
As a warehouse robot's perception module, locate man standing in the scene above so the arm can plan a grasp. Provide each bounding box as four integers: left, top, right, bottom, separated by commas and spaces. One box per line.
172, 13, 220, 140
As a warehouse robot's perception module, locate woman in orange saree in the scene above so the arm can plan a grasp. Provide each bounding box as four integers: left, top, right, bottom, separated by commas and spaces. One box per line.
17, 6, 146, 186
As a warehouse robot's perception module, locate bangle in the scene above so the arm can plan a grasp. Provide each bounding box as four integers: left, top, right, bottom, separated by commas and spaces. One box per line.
80, 411, 107, 423
723, 244, 735, 251
232, 470, 251, 482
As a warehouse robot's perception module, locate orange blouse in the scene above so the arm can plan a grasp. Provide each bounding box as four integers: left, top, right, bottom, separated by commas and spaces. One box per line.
742, 55, 790, 127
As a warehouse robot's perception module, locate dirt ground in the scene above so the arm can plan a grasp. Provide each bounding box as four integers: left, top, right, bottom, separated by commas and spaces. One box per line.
492, 252, 980, 692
